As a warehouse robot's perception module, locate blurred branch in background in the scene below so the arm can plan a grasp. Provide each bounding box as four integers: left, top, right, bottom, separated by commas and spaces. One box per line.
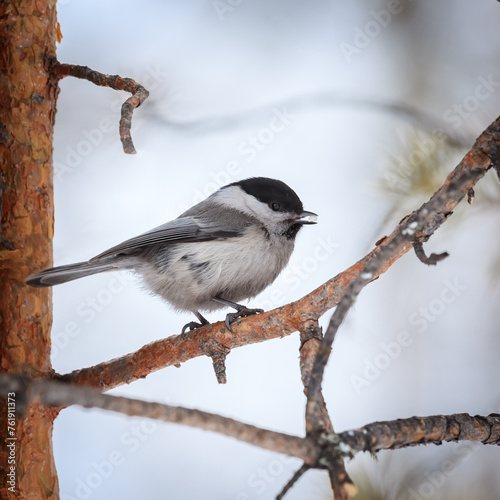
149, 91, 474, 147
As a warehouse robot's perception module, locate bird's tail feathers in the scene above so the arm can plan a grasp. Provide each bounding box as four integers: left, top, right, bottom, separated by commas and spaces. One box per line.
26, 262, 117, 287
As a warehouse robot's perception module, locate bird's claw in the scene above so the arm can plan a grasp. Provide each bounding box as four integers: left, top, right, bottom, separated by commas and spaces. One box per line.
181, 321, 206, 335
225, 307, 264, 332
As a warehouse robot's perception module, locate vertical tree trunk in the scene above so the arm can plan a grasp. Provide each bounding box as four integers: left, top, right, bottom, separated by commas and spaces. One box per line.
0, 1, 59, 498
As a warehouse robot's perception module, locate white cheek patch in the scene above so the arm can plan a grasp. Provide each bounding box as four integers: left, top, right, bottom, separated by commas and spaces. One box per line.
213, 186, 291, 227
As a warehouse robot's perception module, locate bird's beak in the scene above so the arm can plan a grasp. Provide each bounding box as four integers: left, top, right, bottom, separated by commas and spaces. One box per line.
296, 210, 318, 225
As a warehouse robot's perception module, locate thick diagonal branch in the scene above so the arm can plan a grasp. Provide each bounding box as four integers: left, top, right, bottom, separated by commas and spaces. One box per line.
52, 62, 149, 154
306, 116, 500, 418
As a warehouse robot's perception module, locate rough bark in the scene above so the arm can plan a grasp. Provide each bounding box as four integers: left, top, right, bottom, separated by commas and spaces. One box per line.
0, 1, 59, 499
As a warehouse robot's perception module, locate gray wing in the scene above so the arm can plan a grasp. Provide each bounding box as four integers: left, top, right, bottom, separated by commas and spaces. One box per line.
90, 215, 243, 262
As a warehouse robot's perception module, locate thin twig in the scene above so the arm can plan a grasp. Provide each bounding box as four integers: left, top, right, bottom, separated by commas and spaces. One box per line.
412, 239, 449, 265
276, 464, 311, 500
52, 62, 149, 154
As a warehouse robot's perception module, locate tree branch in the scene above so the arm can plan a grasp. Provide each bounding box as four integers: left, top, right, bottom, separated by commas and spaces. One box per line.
0, 374, 316, 463
58, 115, 500, 397
337, 413, 500, 452
57, 251, 392, 391
299, 322, 355, 500
306, 115, 500, 425
52, 62, 149, 154
2, 374, 499, 463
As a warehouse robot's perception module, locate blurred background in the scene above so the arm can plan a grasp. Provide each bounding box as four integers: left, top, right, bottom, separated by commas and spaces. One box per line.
51, 1, 500, 499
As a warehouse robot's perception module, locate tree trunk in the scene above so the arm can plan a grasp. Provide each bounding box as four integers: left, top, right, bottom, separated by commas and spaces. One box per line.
0, 1, 59, 498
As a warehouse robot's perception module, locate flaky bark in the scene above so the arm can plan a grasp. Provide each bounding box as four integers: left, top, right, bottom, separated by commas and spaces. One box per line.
0, 1, 59, 498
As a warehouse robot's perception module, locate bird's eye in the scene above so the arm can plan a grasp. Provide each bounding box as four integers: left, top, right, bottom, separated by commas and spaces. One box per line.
271, 202, 281, 211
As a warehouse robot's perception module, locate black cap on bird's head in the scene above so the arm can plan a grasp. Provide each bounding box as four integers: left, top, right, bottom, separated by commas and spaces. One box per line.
225, 177, 318, 225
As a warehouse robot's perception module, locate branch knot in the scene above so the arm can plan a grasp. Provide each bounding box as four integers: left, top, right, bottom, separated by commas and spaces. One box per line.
199, 338, 230, 384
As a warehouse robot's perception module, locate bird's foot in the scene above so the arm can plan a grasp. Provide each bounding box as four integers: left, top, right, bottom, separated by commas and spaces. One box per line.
181, 321, 206, 335
181, 311, 210, 334
225, 306, 264, 332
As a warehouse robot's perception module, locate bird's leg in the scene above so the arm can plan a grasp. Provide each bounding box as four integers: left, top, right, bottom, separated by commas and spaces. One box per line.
213, 297, 264, 332
181, 311, 210, 335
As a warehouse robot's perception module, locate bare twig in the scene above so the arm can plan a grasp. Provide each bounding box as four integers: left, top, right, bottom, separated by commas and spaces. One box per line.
276, 464, 311, 500
337, 413, 500, 451
327, 465, 357, 500
52, 62, 149, 154
299, 321, 332, 435
298, 321, 355, 500
57, 246, 417, 391
412, 239, 449, 265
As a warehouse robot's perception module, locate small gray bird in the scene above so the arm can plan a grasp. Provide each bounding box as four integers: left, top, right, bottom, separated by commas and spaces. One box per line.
27, 177, 317, 331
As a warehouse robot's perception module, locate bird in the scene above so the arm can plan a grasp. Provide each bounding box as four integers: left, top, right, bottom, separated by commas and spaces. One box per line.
26, 177, 317, 331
